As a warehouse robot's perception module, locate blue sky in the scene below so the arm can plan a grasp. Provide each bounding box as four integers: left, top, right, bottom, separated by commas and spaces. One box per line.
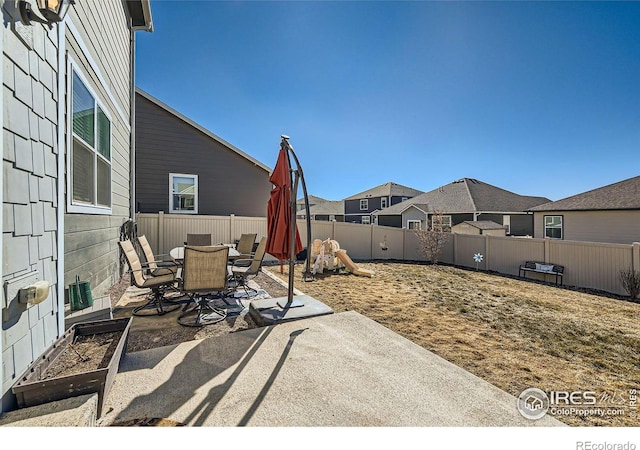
136, 1, 640, 202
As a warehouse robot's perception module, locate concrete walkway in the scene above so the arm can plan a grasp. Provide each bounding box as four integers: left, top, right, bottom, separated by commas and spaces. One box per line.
99, 311, 562, 427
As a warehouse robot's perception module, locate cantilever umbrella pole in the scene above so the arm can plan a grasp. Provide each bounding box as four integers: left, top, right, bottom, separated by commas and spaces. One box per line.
281, 135, 311, 308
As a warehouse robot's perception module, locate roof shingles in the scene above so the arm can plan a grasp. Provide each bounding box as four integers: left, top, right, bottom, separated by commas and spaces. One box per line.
529, 176, 640, 211
377, 178, 550, 215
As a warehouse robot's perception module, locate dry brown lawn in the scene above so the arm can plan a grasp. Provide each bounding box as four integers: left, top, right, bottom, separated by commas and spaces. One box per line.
265, 262, 640, 427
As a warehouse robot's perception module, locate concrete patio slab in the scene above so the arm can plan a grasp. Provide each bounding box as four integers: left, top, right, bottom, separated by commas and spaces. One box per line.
99, 311, 563, 427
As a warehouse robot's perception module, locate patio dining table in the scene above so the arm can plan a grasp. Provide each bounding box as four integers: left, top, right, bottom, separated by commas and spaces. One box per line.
170, 244, 239, 263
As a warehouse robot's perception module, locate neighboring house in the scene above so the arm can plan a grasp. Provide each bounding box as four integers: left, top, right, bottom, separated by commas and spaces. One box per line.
451, 221, 507, 236
298, 200, 345, 222
1, 0, 152, 412
344, 182, 423, 224
374, 178, 549, 236
529, 175, 640, 244
135, 89, 272, 217
297, 195, 326, 213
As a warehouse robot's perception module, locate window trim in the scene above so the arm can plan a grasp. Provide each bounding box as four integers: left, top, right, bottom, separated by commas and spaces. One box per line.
380, 197, 388, 209
169, 173, 199, 214
543, 215, 563, 239
361, 215, 371, 225
407, 220, 421, 230
67, 60, 113, 215
360, 199, 369, 210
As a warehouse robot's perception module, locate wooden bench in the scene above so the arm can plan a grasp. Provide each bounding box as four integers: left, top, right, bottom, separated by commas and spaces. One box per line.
518, 261, 564, 286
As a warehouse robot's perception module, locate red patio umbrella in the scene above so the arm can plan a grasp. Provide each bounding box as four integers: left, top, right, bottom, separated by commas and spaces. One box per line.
266, 145, 303, 270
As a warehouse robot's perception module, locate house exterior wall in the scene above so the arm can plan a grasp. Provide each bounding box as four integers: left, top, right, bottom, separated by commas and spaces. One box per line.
2, 1, 140, 412
448, 213, 474, 226
533, 210, 640, 244
135, 94, 271, 217
509, 214, 533, 236
401, 208, 426, 229
63, 2, 132, 297
345, 197, 379, 216
377, 215, 402, 228
390, 195, 409, 206
476, 213, 503, 224
313, 214, 344, 222
2, 11, 61, 410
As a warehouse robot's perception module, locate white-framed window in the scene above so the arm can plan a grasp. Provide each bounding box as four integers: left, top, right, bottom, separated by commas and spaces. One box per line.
544, 215, 563, 239
68, 65, 112, 214
401, 197, 408, 202
329, 215, 335, 221
169, 173, 198, 214
380, 197, 388, 209
360, 199, 369, 210
361, 215, 371, 225
407, 220, 421, 230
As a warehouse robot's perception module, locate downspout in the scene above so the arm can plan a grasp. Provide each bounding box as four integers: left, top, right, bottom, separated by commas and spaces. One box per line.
129, 26, 136, 220
0, 5, 4, 407
56, 19, 67, 336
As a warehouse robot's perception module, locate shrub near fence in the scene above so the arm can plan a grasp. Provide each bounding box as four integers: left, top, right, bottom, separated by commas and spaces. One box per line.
136, 213, 640, 297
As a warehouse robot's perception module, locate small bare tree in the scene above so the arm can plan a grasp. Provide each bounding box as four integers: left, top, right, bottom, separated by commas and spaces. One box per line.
414, 211, 449, 265
619, 267, 640, 301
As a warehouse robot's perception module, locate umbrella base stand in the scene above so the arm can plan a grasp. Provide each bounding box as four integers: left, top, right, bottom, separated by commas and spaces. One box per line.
276, 297, 304, 308
249, 295, 333, 327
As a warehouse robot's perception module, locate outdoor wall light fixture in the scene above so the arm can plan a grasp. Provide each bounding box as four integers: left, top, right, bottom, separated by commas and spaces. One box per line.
17, 0, 74, 28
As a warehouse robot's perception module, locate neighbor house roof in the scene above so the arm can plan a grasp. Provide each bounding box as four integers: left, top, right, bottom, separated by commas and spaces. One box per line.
529, 176, 640, 211
456, 220, 505, 230
343, 182, 423, 201
135, 88, 271, 173
375, 178, 550, 216
297, 195, 327, 210
306, 200, 344, 216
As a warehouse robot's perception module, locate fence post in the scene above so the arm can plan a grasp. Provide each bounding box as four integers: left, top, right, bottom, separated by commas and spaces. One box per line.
484, 234, 490, 271
452, 233, 457, 265
633, 242, 640, 272
402, 228, 406, 261
230, 214, 235, 243
332, 220, 336, 240
370, 224, 374, 261
544, 238, 550, 263
158, 211, 165, 254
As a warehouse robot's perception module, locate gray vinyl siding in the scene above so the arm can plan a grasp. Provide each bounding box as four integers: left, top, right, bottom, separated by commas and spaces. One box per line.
402, 209, 427, 229
63, 2, 132, 297
390, 195, 411, 206
533, 210, 640, 244
135, 94, 271, 217
2, 16, 61, 408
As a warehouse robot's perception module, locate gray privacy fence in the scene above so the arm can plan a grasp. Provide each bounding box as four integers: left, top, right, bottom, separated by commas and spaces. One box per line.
136, 213, 640, 296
